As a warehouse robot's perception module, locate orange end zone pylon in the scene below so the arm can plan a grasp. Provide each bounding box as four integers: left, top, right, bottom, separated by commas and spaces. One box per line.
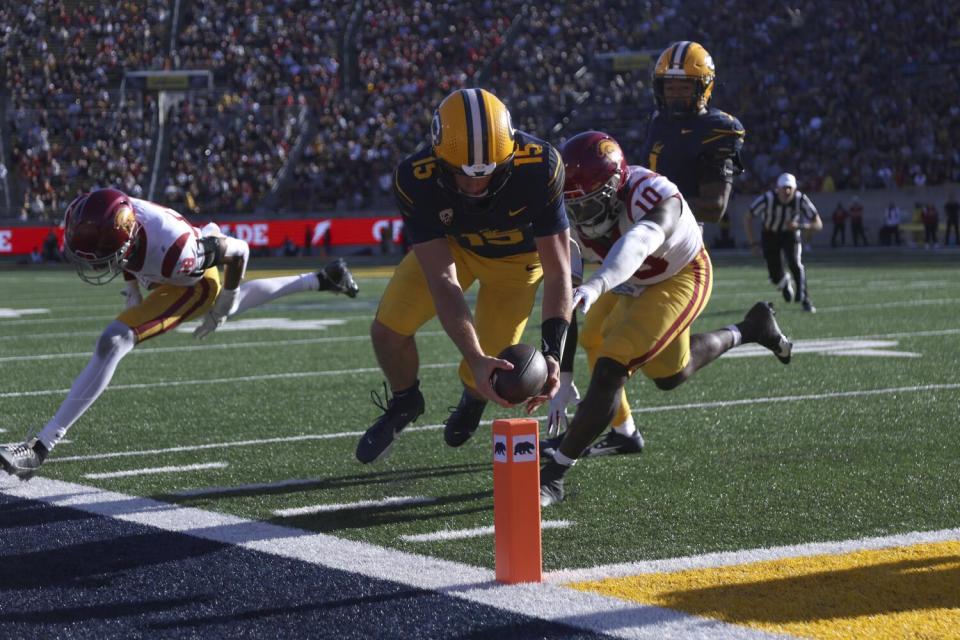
492, 418, 542, 584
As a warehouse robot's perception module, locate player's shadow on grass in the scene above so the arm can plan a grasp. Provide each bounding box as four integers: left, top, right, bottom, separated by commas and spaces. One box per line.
160, 462, 489, 502
269, 489, 493, 532
0, 597, 208, 625
0, 530, 229, 592
628, 554, 960, 624
0, 496, 101, 529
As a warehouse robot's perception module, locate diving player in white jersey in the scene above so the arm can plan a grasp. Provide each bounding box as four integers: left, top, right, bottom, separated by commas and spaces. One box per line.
536, 132, 795, 506
0, 188, 359, 480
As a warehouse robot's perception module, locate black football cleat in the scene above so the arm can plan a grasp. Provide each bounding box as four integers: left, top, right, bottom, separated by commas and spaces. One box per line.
318, 258, 359, 298
802, 300, 817, 313
539, 433, 564, 460
740, 302, 793, 364
0, 439, 48, 481
539, 460, 569, 508
443, 390, 487, 448
581, 429, 645, 457
356, 384, 425, 464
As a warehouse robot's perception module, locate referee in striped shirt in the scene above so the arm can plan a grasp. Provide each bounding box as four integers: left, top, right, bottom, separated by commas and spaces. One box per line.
744, 173, 823, 312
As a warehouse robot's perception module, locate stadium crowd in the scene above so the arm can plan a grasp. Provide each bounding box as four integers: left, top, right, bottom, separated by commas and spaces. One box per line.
3, 0, 957, 219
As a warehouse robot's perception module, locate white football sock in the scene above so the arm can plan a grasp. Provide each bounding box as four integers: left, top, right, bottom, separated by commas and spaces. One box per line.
725, 324, 743, 347
553, 450, 578, 467
233, 273, 318, 315
612, 415, 637, 436
37, 321, 136, 451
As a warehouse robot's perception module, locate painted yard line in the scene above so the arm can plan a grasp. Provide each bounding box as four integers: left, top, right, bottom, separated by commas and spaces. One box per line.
47, 382, 960, 465
0, 314, 117, 326
400, 520, 574, 543
816, 297, 956, 313
173, 477, 331, 498
0, 329, 960, 362
0, 332, 447, 364
83, 462, 228, 479
0, 310, 378, 328
273, 496, 436, 517
1, 478, 779, 640
0, 361, 459, 399
549, 526, 960, 584
3, 323, 958, 394
629, 383, 960, 414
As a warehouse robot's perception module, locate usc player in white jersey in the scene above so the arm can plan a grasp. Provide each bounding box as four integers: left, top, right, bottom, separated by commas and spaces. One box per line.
0, 188, 358, 480
538, 132, 794, 506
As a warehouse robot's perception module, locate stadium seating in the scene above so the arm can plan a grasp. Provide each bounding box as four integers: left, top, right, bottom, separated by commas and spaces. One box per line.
2, 0, 957, 218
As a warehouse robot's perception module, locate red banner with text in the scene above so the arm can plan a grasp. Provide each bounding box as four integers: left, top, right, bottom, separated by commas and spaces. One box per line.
0, 216, 405, 255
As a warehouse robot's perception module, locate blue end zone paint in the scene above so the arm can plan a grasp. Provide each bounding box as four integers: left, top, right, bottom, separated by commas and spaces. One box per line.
0, 494, 603, 639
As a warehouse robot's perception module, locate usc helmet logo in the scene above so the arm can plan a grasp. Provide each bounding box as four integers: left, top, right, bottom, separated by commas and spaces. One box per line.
598, 139, 623, 163
653, 41, 716, 115
432, 88, 516, 178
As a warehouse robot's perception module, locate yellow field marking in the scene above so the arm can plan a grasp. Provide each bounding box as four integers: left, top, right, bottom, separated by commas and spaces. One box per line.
569, 541, 960, 639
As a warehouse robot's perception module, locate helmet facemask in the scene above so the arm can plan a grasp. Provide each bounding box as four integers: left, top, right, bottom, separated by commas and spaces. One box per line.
565, 172, 624, 239
653, 41, 716, 118
655, 77, 706, 118
63, 199, 141, 285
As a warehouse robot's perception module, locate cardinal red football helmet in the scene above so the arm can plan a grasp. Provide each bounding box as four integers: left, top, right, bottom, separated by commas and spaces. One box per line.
63, 188, 140, 285
559, 131, 629, 238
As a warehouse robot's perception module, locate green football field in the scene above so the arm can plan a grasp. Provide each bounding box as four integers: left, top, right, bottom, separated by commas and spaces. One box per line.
2, 253, 958, 572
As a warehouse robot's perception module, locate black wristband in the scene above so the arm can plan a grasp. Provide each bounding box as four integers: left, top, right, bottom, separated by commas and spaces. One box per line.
559, 313, 578, 373
541, 316, 569, 363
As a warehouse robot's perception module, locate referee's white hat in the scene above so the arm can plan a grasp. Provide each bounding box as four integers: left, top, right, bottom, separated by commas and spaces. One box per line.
776, 173, 797, 189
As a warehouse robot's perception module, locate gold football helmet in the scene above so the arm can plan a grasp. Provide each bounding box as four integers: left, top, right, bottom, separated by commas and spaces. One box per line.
431, 88, 517, 199
653, 41, 715, 117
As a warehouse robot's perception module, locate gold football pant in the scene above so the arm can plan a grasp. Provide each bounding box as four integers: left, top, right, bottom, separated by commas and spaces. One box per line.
376, 239, 544, 390
117, 268, 221, 342
579, 249, 713, 423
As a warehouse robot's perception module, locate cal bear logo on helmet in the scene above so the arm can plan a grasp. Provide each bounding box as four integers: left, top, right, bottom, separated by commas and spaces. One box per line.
431, 112, 442, 147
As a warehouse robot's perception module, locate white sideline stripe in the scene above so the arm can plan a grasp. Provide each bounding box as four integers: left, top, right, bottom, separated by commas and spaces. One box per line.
0, 478, 780, 640
400, 520, 573, 543
273, 495, 436, 517
83, 462, 228, 479
0, 332, 447, 364
47, 382, 960, 464
551, 527, 960, 584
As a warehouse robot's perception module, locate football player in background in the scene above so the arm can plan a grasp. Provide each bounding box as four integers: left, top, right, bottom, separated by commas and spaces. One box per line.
538, 132, 792, 506
641, 41, 745, 224
355, 88, 571, 464
545, 41, 747, 457
0, 188, 358, 480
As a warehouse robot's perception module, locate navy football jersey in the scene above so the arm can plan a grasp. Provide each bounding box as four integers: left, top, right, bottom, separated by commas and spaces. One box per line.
638, 107, 745, 200
393, 130, 568, 258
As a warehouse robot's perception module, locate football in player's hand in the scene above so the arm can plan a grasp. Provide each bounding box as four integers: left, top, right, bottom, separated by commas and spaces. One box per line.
491, 343, 548, 404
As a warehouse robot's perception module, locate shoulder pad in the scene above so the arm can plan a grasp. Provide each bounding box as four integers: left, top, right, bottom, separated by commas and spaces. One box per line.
705, 109, 745, 134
